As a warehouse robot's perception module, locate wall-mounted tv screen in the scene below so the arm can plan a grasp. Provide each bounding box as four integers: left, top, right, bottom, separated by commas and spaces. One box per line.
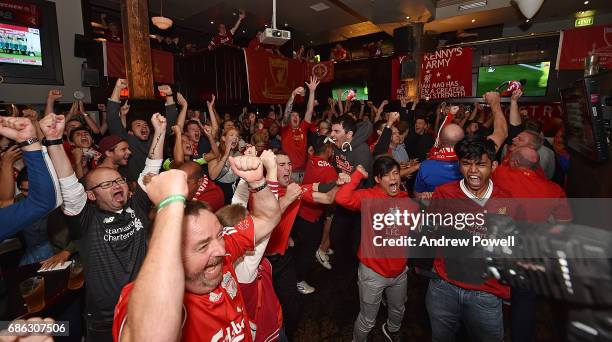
0, 23, 43, 66
477, 61, 550, 96
332, 83, 369, 101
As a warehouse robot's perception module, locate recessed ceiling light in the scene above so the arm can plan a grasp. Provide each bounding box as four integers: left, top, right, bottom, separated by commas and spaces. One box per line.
284, 23, 288, 27
525, 19, 530, 22
406, 16, 410, 20
471, 19, 476, 23
265, 24, 268, 27
310, 40, 313, 43
233, 12, 236, 16
210, 21, 214, 24
584, 0, 589, 4
310, 3, 330, 11
540, 50, 545, 54
242, 30, 246, 33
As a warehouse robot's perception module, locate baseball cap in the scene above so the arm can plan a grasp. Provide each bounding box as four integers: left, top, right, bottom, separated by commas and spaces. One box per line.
98, 135, 126, 154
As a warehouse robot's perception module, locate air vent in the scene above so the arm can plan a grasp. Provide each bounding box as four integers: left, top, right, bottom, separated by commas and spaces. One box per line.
310, 2, 330, 12
458, 1, 487, 11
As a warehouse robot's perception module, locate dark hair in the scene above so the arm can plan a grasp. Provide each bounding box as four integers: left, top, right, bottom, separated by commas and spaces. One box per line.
415, 115, 428, 124
332, 114, 356, 134
373, 156, 399, 179
455, 136, 496, 163
69, 127, 92, 142
185, 200, 212, 218
184, 120, 200, 131
310, 135, 331, 155
373, 119, 386, 132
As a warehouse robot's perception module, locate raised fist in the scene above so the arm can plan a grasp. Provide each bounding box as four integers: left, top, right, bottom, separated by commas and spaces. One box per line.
285, 183, 303, 202
387, 112, 400, 125
381, 100, 389, 106
176, 92, 187, 107
293, 86, 305, 97
38, 114, 65, 140
238, 9, 246, 19
0, 117, 38, 143
483, 92, 501, 107
207, 94, 216, 107
115, 78, 128, 89
158, 85, 172, 96
336, 173, 351, 185
47, 89, 62, 101
259, 149, 276, 172
228, 155, 264, 184
171, 125, 181, 135
71, 147, 84, 162
356, 165, 368, 178
150, 113, 167, 132
511, 89, 523, 102
97, 103, 106, 112
144, 169, 189, 206
22, 109, 38, 121
449, 105, 459, 115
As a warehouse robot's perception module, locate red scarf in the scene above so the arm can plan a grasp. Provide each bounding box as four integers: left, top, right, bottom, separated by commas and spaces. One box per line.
192, 176, 210, 200
428, 146, 458, 161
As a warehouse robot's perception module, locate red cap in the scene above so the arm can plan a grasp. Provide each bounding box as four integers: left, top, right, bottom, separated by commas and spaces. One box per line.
98, 135, 125, 154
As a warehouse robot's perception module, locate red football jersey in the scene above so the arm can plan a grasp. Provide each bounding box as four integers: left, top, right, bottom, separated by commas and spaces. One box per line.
211, 32, 234, 47
191, 175, 225, 212
492, 165, 571, 222
280, 121, 310, 171
298, 156, 337, 223
113, 216, 256, 342
335, 171, 418, 277
429, 180, 514, 299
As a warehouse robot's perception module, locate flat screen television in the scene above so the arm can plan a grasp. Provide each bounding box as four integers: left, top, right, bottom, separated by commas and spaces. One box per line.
332, 83, 369, 101
560, 72, 611, 162
0, 23, 42, 66
477, 61, 550, 96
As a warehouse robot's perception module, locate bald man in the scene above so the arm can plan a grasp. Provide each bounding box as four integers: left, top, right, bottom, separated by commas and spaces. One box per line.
178, 161, 225, 212
413, 123, 465, 198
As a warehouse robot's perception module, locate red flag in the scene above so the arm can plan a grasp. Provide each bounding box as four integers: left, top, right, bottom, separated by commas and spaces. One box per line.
103, 41, 174, 84
244, 48, 305, 104
305, 61, 334, 83
419, 47, 473, 100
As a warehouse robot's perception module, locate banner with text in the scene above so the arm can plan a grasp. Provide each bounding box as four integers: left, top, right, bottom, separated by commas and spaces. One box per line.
556, 24, 612, 70
103, 41, 175, 84
245, 48, 305, 104
305, 61, 334, 83
420, 47, 473, 100
0, 0, 39, 27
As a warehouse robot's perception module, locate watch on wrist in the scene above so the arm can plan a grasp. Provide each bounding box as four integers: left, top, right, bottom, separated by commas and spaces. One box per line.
42, 138, 64, 146
18, 137, 39, 148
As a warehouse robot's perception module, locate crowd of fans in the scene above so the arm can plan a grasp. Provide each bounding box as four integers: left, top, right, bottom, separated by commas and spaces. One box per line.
0, 72, 571, 342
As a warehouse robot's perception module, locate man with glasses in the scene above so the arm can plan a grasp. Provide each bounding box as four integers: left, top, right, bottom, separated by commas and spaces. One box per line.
40, 112, 167, 342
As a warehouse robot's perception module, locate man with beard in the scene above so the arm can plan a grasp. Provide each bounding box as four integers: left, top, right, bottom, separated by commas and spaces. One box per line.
96, 135, 132, 171
107, 78, 178, 182
41, 112, 166, 342
426, 136, 516, 342
112, 155, 281, 342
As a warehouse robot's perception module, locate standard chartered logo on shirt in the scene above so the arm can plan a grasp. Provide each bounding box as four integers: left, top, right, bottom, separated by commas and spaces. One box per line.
103, 207, 143, 242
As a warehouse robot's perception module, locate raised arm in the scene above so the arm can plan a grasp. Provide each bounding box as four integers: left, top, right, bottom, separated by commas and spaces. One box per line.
45, 90, 62, 116
509, 89, 523, 127
334, 166, 367, 211
137, 113, 166, 191
171, 126, 185, 167
122, 170, 188, 342
304, 76, 320, 124
0, 117, 56, 240
175, 92, 188, 131
0, 146, 21, 207
79, 101, 101, 134
283, 87, 304, 126
335, 89, 344, 114
206, 94, 219, 138
207, 139, 232, 180
107, 79, 130, 139
229, 154, 281, 242
485, 92, 508, 153
98, 104, 109, 135
230, 9, 246, 35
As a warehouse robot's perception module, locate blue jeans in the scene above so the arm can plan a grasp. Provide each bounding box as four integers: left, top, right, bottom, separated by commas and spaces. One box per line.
426, 278, 503, 342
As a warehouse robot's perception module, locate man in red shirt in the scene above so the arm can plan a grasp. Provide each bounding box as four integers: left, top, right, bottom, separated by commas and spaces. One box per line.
179, 161, 225, 212
293, 135, 338, 292
426, 136, 515, 342
112, 155, 281, 342
208, 9, 245, 50
281, 77, 319, 183
335, 156, 419, 342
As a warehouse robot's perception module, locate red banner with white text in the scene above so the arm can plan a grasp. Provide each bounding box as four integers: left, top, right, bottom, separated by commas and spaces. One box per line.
245, 48, 305, 104
103, 41, 175, 84
305, 61, 334, 83
420, 47, 473, 100
0, 0, 39, 27
556, 24, 612, 70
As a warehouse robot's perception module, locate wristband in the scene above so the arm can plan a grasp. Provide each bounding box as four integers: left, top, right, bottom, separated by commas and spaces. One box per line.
42, 138, 63, 146
18, 137, 39, 148
248, 181, 268, 193
157, 195, 186, 211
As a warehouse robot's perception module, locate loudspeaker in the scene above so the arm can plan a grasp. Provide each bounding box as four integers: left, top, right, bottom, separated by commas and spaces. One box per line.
74, 34, 89, 58
81, 68, 100, 87
400, 59, 416, 80
393, 26, 414, 54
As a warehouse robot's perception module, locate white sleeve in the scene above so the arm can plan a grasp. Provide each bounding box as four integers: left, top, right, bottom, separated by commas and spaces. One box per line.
137, 158, 163, 190
231, 178, 250, 207
234, 236, 270, 284
58, 174, 87, 216
41, 146, 62, 209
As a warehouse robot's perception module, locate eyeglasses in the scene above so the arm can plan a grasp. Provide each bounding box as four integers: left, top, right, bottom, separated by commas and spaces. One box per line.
87, 177, 127, 191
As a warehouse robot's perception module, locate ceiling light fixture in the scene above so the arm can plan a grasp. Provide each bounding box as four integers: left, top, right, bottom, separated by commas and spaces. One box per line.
584, 0, 589, 4
210, 21, 214, 24
471, 19, 476, 23
310, 2, 330, 12
151, 0, 173, 30
514, 0, 544, 20
406, 16, 410, 20
458, 1, 487, 11
526, 19, 530, 22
